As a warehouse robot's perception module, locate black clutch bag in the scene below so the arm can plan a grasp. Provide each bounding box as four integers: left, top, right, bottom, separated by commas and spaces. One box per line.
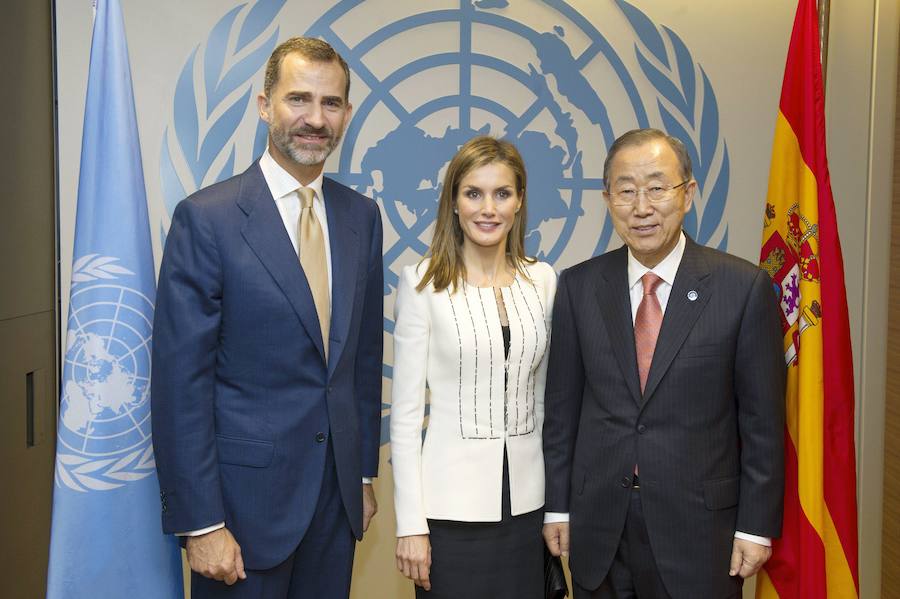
544, 546, 569, 599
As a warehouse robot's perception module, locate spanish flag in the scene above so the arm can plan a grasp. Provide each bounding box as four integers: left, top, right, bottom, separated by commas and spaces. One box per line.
756, 0, 859, 597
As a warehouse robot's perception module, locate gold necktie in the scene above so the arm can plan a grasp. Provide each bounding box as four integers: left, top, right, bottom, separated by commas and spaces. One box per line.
297, 187, 330, 359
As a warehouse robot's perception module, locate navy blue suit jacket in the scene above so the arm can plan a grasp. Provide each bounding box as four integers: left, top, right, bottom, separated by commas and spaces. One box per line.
151, 161, 383, 570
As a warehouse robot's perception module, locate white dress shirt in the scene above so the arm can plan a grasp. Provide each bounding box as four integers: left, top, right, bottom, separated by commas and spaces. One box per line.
260, 147, 332, 296
177, 149, 368, 538
545, 233, 770, 547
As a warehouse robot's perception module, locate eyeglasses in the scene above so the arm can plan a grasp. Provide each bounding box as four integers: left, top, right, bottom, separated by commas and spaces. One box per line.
608, 180, 690, 206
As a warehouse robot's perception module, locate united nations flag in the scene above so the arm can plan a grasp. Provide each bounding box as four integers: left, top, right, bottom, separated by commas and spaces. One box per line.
46, 1, 183, 597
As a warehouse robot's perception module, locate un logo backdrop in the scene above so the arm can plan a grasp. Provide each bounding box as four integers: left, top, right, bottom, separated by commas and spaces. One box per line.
158, 0, 728, 429
155, 1, 729, 594
49, 0, 801, 594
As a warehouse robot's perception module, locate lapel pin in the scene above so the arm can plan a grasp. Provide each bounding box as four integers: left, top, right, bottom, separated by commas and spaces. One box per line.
687, 290, 699, 302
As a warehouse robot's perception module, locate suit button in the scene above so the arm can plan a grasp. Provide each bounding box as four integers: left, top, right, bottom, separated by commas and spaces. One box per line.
620, 476, 630, 488
315, 432, 327, 443
637, 424, 646, 434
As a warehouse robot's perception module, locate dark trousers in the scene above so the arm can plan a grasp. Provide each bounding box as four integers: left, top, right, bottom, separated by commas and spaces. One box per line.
575, 488, 743, 599
191, 445, 355, 599
574, 488, 672, 599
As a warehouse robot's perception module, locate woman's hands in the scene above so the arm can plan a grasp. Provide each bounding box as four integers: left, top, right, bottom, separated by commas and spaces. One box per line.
396, 534, 432, 591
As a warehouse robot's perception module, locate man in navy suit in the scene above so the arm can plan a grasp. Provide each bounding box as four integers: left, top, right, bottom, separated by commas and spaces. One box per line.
152, 37, 383, 598
542, 129, 784, 598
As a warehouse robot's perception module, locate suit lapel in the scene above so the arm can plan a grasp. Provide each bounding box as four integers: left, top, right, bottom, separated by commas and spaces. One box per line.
595, 247, 643, 406
323, 178, 359, 377
237, 162, 326, 363
641, 237, 712, 404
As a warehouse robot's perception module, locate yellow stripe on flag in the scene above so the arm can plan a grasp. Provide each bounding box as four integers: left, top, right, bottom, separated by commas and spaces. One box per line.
765, 112, 826, 540
756, 569, 778, 598
823, 507, 858, 596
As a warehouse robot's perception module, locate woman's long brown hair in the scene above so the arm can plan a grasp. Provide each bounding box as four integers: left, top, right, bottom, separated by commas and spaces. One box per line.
416, 135, 534, 293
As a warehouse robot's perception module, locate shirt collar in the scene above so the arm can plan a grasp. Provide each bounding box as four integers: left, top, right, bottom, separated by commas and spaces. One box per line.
259, 146, 325, 202
627, 231, 686, 290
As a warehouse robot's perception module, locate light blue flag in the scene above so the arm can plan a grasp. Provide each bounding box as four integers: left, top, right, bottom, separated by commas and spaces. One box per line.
47, 0, 183, 597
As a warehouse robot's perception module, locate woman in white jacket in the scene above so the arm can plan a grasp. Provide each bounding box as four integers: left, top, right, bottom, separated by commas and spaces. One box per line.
391, 136, 557, 598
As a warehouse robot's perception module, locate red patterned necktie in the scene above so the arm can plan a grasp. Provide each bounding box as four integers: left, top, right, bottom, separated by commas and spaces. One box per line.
634, 272, 664, 394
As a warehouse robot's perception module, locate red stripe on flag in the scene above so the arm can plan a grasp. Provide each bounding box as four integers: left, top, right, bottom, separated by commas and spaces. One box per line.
819, 189, 860, 590
777, 0, 823, 168
766, 430, 827, 598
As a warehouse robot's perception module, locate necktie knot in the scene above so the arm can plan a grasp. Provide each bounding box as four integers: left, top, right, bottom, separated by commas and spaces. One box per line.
298, 187, 315, 210
641, 272, 663, 296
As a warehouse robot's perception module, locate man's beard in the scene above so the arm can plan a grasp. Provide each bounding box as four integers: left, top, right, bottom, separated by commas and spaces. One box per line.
270, 123, 342, 166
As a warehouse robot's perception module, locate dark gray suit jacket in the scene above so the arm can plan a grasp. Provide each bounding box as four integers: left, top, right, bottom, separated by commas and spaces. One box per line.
543, 236, 785, 598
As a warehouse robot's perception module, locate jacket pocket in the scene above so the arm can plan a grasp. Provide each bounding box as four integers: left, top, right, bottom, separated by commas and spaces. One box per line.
703, 476, 740, 510
678, 342, 731, 359
216, 435, 274, 468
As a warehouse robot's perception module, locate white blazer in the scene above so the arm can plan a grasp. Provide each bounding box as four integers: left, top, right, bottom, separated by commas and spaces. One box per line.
391, 259, 557, 536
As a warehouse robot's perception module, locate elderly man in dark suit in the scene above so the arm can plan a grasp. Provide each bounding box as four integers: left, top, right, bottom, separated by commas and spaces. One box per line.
151, 37, 383, 599
542, 128, 785, 599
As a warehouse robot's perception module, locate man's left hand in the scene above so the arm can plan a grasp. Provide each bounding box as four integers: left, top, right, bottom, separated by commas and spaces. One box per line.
362, 483, 378, 532
729, 537, 772, 578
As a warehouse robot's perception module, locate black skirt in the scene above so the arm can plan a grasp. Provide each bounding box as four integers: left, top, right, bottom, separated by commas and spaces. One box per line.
415, 451, 544, 599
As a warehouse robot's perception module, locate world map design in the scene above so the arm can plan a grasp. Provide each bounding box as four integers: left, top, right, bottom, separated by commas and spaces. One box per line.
56, 277, 156, 492
62, 331, 144, 436
316, 2, 634, 293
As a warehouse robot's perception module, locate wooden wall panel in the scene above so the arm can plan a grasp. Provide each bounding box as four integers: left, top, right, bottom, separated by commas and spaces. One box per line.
882, 39, 900, 599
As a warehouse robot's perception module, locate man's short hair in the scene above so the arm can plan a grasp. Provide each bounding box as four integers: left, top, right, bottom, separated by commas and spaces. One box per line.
603, 128, 693, 187
263, 37, 351, 101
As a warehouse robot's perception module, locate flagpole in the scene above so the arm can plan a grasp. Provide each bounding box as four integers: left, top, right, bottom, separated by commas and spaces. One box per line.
817, 0, 830, 89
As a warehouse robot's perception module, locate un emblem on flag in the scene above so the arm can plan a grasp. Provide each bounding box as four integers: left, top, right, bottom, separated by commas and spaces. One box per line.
55, 255, 157, 492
